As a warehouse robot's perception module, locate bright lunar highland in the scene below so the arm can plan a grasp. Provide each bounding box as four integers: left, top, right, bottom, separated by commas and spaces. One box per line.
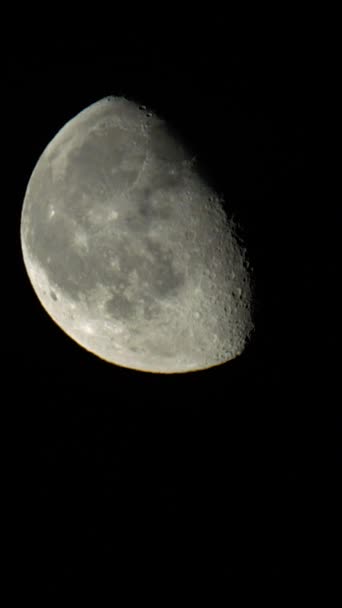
20, 96, 254, 373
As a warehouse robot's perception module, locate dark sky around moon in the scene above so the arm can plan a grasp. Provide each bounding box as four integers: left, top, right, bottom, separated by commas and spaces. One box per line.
6, 22, 340, 588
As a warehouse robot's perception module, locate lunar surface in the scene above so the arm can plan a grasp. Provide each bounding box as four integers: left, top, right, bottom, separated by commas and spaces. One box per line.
20, 96, 254, 373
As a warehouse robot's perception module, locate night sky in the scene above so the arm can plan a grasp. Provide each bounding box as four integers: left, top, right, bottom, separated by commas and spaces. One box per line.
7, 19, 340, 593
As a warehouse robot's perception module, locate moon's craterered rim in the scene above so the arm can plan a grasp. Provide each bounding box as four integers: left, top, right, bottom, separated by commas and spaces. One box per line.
20, 96, 254, 373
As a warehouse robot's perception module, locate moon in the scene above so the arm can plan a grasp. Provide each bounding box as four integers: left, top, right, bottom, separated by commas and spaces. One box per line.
20, 96, 254, 373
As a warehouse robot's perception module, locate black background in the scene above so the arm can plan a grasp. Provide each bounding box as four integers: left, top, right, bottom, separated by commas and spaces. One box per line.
6, 18, 340, 592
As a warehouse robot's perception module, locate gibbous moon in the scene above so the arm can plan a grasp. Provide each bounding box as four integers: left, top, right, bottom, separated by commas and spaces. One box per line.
20, 96, 254, 373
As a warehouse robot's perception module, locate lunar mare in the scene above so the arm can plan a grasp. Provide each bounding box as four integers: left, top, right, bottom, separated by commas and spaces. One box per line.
20, 96, 254, 373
